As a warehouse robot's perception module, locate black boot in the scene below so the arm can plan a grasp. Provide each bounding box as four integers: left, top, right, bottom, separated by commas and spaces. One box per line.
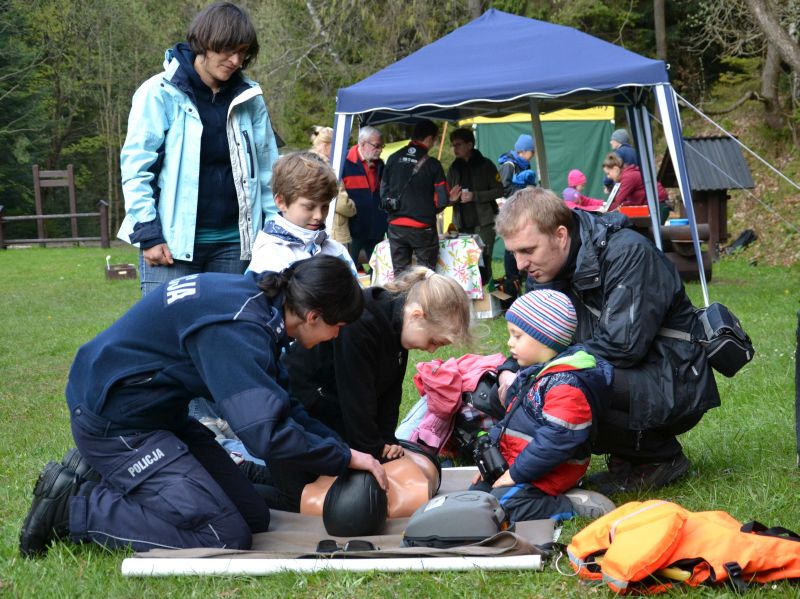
19, 462, 83, 558
61, 447, 101, 483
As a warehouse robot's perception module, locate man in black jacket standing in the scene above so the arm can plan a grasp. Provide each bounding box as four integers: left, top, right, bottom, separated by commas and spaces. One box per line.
447, 127, 503, 284
496, 187, 720, 494
381, 120, 457, 272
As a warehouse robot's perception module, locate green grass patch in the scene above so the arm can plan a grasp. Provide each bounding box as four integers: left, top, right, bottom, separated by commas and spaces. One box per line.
1, 247, 798, 596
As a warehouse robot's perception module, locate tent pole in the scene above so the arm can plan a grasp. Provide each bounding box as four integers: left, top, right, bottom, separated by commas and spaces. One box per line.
528, 98, 549, 189
437, 122, 448, 161
631, 105, 663, 249
655, 84, 710, 306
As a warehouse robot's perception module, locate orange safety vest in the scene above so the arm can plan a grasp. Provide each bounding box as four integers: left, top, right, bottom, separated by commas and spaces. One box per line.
567, 500, 800, 594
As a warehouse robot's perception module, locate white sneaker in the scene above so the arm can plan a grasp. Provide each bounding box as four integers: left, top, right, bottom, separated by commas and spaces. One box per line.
564, 487, 616, 519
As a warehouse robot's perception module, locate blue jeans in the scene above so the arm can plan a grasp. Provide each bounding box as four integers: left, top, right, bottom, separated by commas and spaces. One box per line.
139, 242, 248, 297
469, 480, 575, 524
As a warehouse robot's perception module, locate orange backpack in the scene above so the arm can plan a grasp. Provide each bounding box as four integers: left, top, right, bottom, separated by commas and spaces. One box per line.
567, 500, 800, 594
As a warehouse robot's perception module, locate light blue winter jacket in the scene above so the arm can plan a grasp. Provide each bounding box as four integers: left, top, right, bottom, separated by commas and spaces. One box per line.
118, 48, 279, 261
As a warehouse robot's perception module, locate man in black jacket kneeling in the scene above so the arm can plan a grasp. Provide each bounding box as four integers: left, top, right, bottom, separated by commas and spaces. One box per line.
496, 187, 720, 494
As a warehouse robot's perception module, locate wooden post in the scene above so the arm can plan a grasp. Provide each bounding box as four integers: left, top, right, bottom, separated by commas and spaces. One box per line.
99, 200, 110, 248
437, 122, 448, 161
0, 205, 5, 249
528, 98, 549, 189
436, 122, 449, 235
68, 164, 78, 239
32, 164, 46, 241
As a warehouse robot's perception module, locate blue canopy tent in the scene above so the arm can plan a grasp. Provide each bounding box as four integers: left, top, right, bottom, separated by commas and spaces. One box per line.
331, 9, 709, 304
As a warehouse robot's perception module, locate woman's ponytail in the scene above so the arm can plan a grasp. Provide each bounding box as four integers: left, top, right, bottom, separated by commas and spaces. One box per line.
257, 255, 363, 324
384, 267, 472, 346
258, 265, 295, 299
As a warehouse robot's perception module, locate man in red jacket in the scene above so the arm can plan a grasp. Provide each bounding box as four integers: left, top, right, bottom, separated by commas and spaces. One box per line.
342, 126, 387, 269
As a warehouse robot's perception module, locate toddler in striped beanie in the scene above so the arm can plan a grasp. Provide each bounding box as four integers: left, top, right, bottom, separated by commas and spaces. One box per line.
505, 289, 577, 366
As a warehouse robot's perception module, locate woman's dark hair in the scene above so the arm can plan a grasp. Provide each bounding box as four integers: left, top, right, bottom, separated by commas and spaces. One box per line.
187, 2, 259, 69
258, 255, 363, 324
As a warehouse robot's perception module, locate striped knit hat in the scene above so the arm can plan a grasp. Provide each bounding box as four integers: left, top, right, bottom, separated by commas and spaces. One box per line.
505, 290, 577, 352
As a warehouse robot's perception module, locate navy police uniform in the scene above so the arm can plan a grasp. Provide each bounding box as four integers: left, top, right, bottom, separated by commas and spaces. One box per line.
66, 272, 350, 551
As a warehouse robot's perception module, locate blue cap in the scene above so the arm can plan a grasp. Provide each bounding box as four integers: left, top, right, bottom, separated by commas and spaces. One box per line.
514, 134, 535, 153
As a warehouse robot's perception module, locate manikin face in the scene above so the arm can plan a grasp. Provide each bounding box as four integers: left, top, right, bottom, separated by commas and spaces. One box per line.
194, 45, 249, 90
506, 321, 556, 367
502, 220, 570, 283
276, 194, 330, 231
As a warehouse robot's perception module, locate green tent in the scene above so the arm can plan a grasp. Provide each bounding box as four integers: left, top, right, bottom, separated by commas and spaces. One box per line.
462, 107, 614, 199
460, 108, 614, 261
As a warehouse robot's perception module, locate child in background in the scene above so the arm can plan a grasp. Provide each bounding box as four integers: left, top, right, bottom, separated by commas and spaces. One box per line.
562, 169, 605, 211
248, 151, 358, 275
470, 289, 615, 522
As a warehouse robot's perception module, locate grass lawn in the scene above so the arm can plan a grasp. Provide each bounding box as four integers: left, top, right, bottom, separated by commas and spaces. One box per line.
1, 246, 798, 597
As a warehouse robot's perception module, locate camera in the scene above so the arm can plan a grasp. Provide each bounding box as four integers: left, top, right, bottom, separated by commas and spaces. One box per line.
472, 431, 508, 485
380, 195, 399, 213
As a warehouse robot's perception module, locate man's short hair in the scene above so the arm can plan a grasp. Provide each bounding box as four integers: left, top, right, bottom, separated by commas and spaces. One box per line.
603, 152, 624, 170
449, 128, 475, 146
412, 119, 438, 142
357, 126, 382, 144
272, 151, 338, 206
495, 187, 573, 238
187, 2, 259, 69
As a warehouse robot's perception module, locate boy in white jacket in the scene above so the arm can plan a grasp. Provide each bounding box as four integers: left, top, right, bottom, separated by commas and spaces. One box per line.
248, 152, 358, 276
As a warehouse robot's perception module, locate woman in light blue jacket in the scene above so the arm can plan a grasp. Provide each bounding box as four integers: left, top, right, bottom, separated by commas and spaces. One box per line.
119, 2, 278, 295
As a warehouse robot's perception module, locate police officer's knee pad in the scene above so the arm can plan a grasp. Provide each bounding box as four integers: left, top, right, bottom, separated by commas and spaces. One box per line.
323, 469, 387, 537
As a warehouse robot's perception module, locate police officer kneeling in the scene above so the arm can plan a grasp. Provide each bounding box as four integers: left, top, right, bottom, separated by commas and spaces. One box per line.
19, 255, 387, 557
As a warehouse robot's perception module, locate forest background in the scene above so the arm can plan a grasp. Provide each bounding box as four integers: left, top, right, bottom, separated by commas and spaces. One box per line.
1, 0, 798, 265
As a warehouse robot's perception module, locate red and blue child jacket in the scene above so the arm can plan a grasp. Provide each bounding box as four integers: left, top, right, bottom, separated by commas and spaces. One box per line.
489, 347, 613, 495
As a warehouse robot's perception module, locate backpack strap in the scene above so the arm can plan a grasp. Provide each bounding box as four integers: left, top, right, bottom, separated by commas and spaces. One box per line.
581, 303, 694, 342
723, 561, 749, 594
395, 155, 429, 203
741, 520, 800, 541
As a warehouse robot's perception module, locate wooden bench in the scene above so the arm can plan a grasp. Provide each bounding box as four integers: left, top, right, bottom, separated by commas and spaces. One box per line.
619, 205, 712, 282
0, 165, 109, 249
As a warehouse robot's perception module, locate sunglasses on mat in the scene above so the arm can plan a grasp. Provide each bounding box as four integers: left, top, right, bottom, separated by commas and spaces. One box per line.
315, 539, 377, 553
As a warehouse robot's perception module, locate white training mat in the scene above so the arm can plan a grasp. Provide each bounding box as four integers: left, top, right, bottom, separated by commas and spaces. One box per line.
122, 554, 542, 576
121, 467, 553, 576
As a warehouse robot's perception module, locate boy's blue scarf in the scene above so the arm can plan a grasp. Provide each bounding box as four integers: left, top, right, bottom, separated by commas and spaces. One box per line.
498, 151, 530, 171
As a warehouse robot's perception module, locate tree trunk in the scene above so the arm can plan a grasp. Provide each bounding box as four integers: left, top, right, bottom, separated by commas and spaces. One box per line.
654, 0, 667, 62
761, 42, 785, 129
468, 0, 483, 20
305, 0, 343, 66
743, 0, 800, 76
